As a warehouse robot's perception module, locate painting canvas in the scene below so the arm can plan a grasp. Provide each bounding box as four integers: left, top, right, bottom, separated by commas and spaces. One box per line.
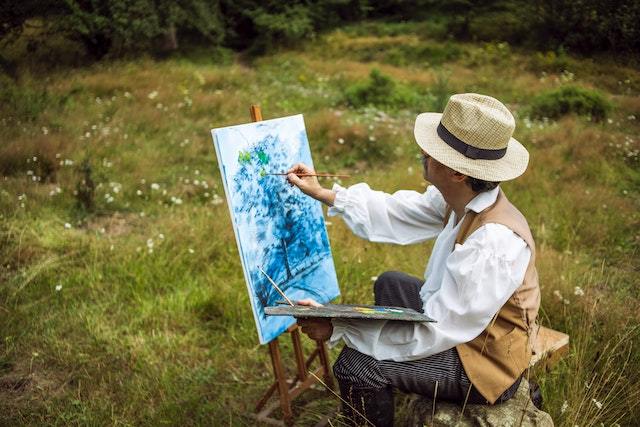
211, 114, 341, 344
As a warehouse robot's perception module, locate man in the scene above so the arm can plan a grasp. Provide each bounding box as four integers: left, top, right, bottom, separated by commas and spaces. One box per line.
287, 93, 540, 426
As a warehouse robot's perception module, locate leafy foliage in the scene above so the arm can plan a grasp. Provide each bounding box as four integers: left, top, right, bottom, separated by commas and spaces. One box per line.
1, 0, 224, 59
529, 86, 611, 121
1, 0, 638, 58
344, 68, 420, 110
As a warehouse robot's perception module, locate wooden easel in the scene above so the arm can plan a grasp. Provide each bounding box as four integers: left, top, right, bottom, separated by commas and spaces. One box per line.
249, 105, 334, 426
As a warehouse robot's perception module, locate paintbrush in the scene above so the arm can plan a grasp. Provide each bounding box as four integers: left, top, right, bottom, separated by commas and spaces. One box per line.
268, 172, 351, 178
258, 266, 294, 306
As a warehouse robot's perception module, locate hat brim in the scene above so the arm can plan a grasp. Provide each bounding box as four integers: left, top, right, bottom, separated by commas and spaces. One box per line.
413, 113, 529, 182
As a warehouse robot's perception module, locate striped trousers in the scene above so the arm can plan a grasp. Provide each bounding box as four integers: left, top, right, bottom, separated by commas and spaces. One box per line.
332, 271, 521, 405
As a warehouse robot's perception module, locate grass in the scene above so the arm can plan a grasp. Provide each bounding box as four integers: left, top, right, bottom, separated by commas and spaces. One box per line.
1, 19, 639, 426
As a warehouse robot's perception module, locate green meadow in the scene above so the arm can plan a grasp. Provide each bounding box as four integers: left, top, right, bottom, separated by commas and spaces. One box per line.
1, 21, 639, 426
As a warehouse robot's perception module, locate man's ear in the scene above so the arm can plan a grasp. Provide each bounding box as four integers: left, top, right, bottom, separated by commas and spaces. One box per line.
450, 170, 467, 184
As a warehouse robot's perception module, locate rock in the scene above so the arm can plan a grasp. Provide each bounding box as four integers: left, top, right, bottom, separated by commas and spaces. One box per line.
398, 380, 554, 427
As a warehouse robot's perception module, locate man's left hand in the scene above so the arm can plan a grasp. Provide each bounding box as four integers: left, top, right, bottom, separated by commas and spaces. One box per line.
297, 317, 333, 341
295, 298, 333, 341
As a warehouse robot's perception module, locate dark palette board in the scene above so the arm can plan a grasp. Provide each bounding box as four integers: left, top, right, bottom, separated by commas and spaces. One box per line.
265, 303, 436, 322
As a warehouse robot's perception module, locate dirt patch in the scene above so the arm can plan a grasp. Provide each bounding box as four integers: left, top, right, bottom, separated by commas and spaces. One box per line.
86, 212, 136, 236
0, 360, 65, 410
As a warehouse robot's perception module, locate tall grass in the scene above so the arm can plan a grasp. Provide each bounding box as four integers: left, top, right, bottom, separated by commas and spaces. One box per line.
1, 20, 639, 426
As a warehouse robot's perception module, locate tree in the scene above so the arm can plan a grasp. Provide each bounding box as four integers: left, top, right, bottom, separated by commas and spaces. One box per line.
0, 0, 225, 59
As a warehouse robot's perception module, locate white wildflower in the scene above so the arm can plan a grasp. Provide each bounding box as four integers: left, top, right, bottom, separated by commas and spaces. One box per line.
560, 400, 568, 414
553, 290, 563, 301
370, 276, 378, 282
64, 223, 72, 229
148, 90, 158, 100
158, 233, 165, 240
574, 286, 584, 296
591, 398, 603, 410
188, 248, 195, 254
136, 190, 143, 196
151, 183, 160, 191
338, 138, 345, 144
55, 284, 62, 292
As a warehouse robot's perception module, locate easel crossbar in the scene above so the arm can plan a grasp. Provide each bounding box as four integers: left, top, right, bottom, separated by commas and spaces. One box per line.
256, 346, 321, 411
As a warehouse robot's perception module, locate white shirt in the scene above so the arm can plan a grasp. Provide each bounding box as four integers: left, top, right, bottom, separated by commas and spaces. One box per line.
327, 183, 531, 362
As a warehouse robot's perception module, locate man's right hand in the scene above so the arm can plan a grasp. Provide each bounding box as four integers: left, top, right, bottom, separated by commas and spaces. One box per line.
286, 163, 336, 206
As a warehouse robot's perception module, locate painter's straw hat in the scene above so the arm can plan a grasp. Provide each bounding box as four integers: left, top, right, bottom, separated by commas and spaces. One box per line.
414, 93, 529, 182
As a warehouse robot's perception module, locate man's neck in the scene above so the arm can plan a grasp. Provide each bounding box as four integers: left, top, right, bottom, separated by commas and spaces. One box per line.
441, 185, 479, 223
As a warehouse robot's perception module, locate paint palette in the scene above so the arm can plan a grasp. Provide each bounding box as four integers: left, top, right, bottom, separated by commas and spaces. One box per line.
265, 303, 435, 323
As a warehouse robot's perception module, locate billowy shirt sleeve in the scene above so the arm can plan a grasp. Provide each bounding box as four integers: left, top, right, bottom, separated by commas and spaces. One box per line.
329, 223, 531, 361
327, 183, 446, 245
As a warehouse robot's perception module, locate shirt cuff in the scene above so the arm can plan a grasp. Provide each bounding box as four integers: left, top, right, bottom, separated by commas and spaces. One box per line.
329, 318, 348, 346
327, 183, 347, 217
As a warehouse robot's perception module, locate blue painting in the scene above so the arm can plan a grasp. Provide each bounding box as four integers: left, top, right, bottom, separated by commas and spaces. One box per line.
211, 114, 341, 344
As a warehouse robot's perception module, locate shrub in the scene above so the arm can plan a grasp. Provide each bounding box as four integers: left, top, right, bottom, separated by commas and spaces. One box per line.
344, 68, 420, 110
529, 86, 611, 121
528, 49, 571, 73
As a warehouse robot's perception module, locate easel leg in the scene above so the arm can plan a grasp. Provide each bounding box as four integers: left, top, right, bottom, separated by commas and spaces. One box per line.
290, 326, 308, 382
269, 339, 294, 426
316, 340, 334, 391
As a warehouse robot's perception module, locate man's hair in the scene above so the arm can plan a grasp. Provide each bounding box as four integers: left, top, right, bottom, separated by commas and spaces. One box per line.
467, 177, 499, 193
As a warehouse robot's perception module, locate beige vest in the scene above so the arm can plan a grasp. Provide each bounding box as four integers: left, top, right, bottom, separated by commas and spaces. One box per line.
447, 189, 540, 404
